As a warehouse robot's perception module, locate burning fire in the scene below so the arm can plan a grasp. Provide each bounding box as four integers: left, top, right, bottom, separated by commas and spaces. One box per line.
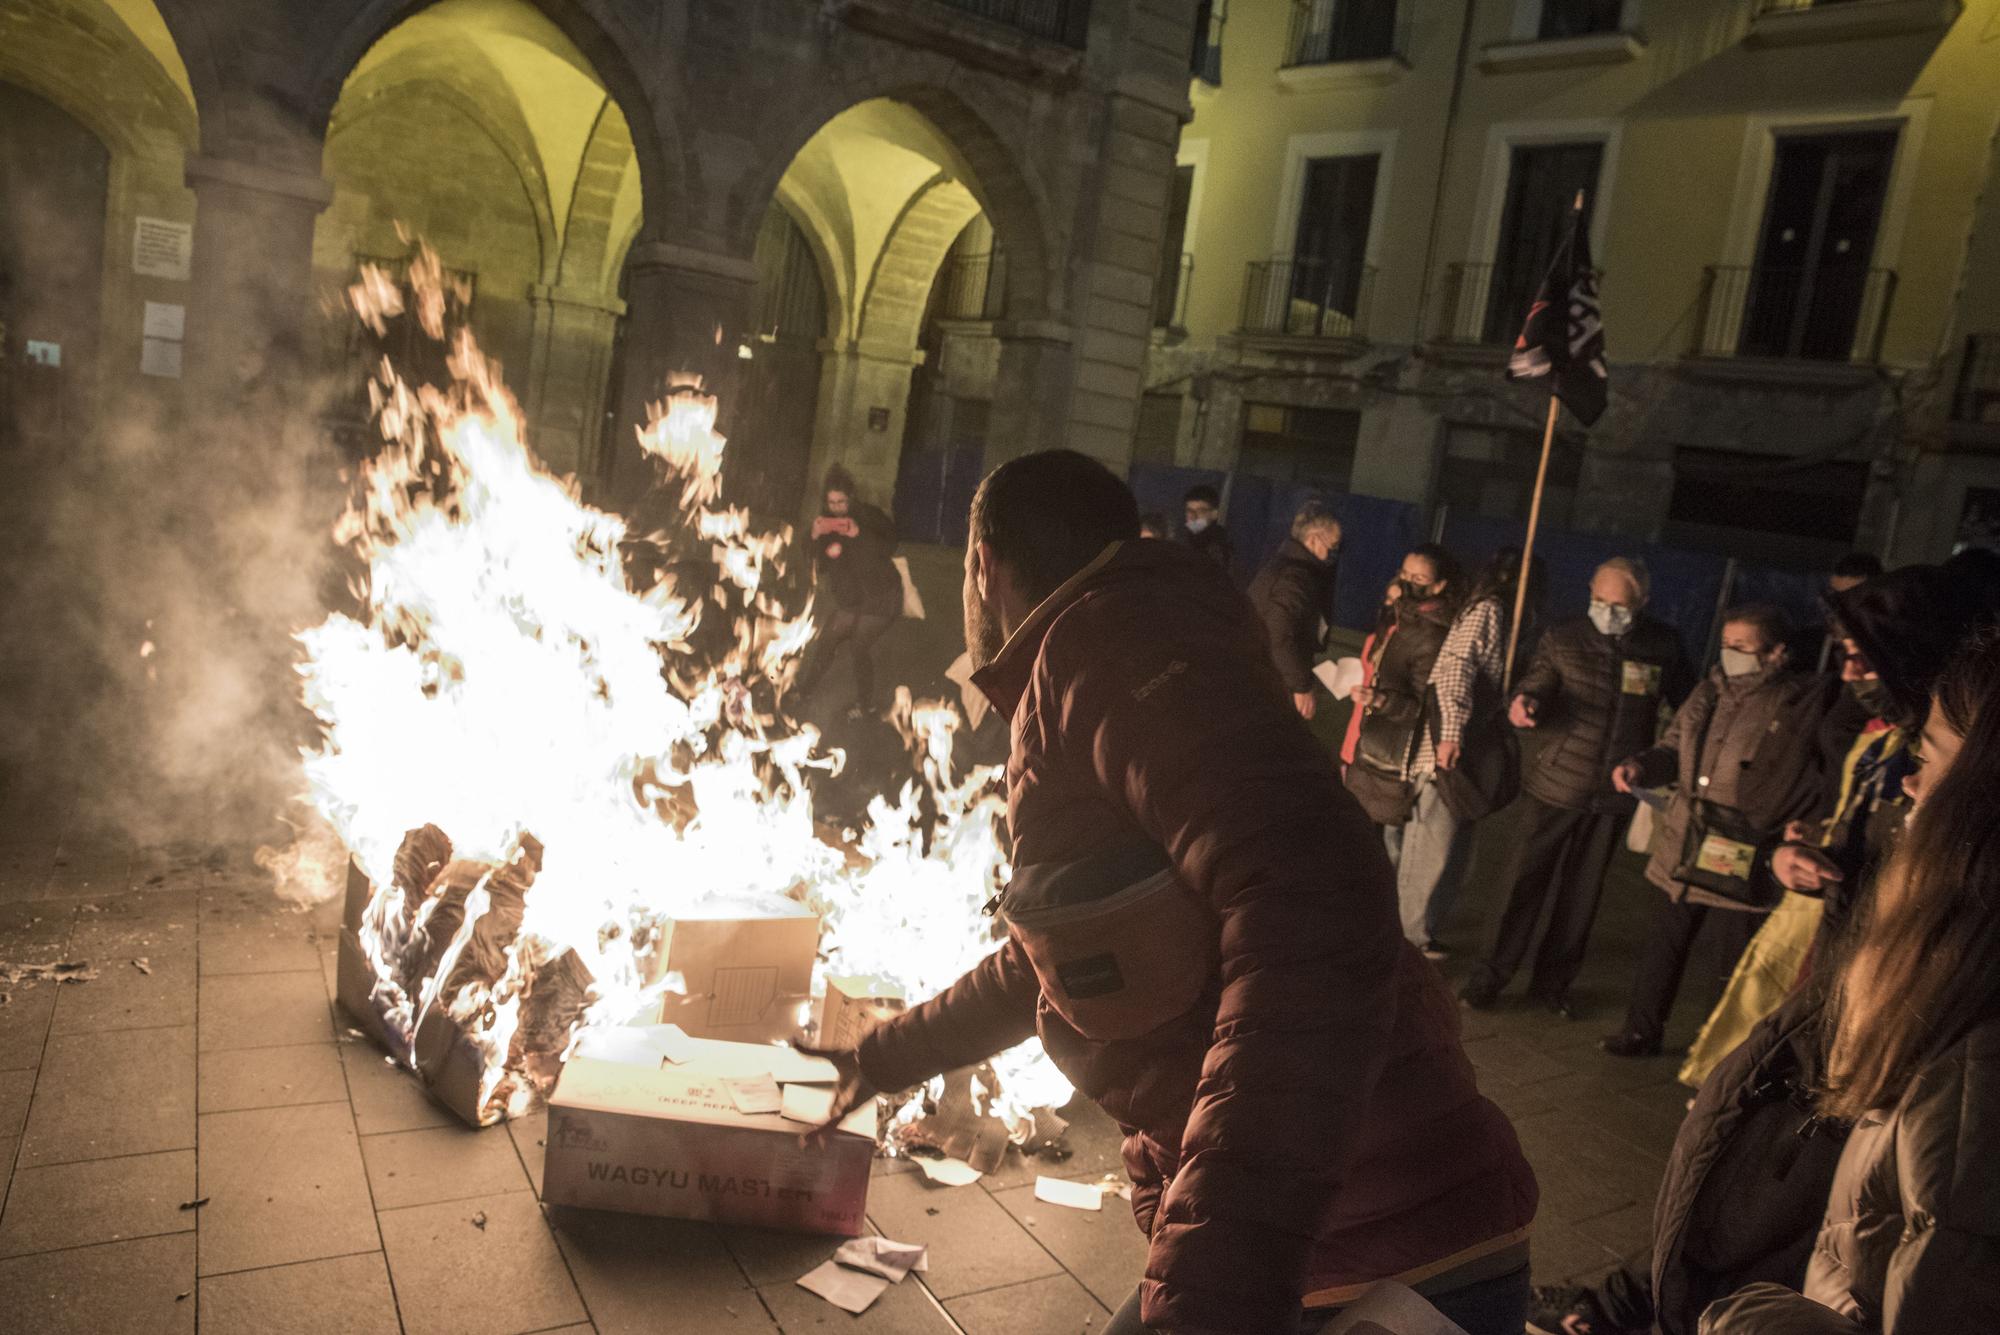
280, 248, 1068, 1136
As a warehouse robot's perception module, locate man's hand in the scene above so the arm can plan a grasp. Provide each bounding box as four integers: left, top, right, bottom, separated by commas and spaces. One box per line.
1434, 740, 1461, 771
1772, 844, 1844, 895
790, 1042, 877, 1144
1611, 758, 1642, 794
1509, 695, 1539, 729
1292, 691, 1316, 720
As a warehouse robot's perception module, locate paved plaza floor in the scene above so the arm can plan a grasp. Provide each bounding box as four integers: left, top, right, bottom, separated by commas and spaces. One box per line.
0, 770, 1733, 1335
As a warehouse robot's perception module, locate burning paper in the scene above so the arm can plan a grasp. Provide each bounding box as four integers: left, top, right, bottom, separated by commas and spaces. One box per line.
294, 249, 1070, 1134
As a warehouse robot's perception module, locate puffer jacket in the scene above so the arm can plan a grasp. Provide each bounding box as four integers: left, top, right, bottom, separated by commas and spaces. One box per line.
1629, 668, 1839, 910
813, 500, 902, 617
1700, 1016, 2000, 1333
1514, 613, 1692, 813
854, 539, 1536, 1334
1355, 596, 1454, 776
1247, 538, 1336, 694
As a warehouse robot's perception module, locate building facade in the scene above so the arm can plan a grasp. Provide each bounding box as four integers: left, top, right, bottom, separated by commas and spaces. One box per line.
0, 0, 1201, 527
1137, 0, 2000, 571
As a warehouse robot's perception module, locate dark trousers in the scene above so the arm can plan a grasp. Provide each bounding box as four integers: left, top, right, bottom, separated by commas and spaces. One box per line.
1477, 796, 1625, 998
1105, 1265, 1530, 1335
1622, 893, 1766, 1043
796, 609, 894, 710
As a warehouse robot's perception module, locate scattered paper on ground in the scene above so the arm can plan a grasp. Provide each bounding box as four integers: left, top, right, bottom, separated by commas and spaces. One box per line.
797, 1259, 890, 1314
833, 1235, 928, 1282
725, 1074, 783, 1115
779, 1082, 833, 1126
1034, 1176, 1104, 1211
0, 961, 98, 985
912, 1155, 983, 1186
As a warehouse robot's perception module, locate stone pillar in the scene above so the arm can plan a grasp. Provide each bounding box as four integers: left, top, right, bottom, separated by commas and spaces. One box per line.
605, 241, 758, 502
523, 283, 627, 480
180, 155, 333, 414
987, 320, 1077, 465
805, 336, 925, 507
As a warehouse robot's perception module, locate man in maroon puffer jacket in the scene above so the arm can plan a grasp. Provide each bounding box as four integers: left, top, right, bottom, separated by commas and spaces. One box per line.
807, 451, 1537, 1334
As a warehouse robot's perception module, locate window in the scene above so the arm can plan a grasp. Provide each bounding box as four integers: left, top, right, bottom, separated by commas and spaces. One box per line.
1133, 391, 1184, 466
1739, 129, 1898, 361
1155, 166, 1195, 328
1287, 0, 1398, 67
1666, 445, 1868, 564
1482, 141, 1602, 344
1190, 0, 1224, 83
1538, 0, 1624, 39
1290, 154, 1378, 323
1437, 423, 1582, 527
1239, 403, 1359, 493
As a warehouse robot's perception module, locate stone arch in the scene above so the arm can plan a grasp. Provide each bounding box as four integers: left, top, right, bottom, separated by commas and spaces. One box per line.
857, 174, 982, 351
731, 79, 1056, 327
552, 95, 632, 293
305, 0, 675, 242
0, 0, 196, 156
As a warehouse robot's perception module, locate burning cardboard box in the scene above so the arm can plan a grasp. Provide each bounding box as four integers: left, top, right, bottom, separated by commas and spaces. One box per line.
544, 1031, 875, 1235
641, 897, 820, 1044
816, 975, 906, 1049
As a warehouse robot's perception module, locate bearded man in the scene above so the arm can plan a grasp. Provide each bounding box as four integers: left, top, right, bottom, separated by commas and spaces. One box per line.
807, 450, 1536, 1335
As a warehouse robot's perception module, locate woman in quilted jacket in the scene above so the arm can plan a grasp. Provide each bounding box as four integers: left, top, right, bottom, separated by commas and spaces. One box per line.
1701, 626, 2000, 1333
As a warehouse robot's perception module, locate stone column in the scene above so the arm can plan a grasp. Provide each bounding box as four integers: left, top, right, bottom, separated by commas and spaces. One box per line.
523, 283, 627, 480
987, 319, 1077, 466
804, 336, 925, 506
180, 155, 333, 414
604, 241, 758, 502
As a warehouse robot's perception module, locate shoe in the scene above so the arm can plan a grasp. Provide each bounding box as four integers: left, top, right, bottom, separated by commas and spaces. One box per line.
1459, 978, 1499, 1010
1600, 1030, 1662, 1058
1420, 941, 1448, 962
1534, 989, 1576, 1020
1527, 1283, 1619, 1335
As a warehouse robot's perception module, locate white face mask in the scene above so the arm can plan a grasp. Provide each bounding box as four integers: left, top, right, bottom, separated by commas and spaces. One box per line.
1589, 599, 1635, 637
1719, 647, 1764, 678
1185, 516, 1211, 534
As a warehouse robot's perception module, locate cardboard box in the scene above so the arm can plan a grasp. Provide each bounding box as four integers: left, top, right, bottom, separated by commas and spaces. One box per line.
815, 975, 906, 1050
642, 899, 821, 1043
543, 1048, 875, 1235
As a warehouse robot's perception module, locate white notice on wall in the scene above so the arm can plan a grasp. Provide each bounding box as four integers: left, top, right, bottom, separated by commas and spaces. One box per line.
140, 336, 184, 379
142, 301, 186, 341
133, 217, 193, 281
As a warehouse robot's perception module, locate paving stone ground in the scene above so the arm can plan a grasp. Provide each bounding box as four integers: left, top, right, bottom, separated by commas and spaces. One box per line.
0, 570, 1740, 1332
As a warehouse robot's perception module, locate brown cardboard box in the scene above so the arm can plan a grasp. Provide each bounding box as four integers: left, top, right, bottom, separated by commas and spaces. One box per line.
815, 975, 906, 1050
543, 1050, 875, 1235
642, 899, 821, 1043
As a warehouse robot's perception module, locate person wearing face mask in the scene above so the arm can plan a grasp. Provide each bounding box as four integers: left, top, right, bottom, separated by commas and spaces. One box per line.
1702, 625, 2000, 1335
1179, 483, 1234, 572
1343, 543, 1462, 826
1249, 500, 1343, 718
1461, 558, 1692, 1015
1677, 565, 1993, 1090
1597, 606, 1838, 1059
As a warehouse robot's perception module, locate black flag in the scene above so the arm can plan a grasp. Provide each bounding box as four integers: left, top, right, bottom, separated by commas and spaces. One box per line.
1506, 199, 1608, 426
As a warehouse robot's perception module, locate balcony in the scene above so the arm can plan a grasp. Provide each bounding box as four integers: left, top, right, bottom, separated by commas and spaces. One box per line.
1749, 0, 1963, 46
1689, 264, 1895, 375
936, 250, 1008, 321
1191, 0, 1224, 83
1279, 0, 1408, 90
1154, 253, 1194, 331
1431, 262, 1510, 351
1239, 258, 1375, 343
928, 0, 1091, 46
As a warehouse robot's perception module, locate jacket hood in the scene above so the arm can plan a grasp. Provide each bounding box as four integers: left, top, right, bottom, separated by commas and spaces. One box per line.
972, 539, 1242, 722
1830, 566, 1989, 726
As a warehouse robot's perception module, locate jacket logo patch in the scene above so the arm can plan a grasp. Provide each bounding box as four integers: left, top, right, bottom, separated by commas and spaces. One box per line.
1132, 661, 1187, 702
1055, 952, 1125, 1000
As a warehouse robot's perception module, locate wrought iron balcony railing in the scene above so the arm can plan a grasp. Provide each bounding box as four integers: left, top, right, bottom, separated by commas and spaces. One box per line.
1155, 253, 1194, 330
1691, 264, 1896, 365
1240, 258, 1375, 340
930, 0, 1090, 47
1433, 262, 1504, 346
937, 250, 1008, 321
1283, 0, 1404, 67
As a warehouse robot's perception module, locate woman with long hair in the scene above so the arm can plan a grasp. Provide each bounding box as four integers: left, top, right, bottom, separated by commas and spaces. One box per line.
1702, 626, 2000, 1332
1341, 543, 1461, 829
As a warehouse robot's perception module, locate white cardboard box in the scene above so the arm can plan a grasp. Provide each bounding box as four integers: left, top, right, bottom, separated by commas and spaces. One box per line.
642, 899, 821, 1043
543, 1048, 875, 1235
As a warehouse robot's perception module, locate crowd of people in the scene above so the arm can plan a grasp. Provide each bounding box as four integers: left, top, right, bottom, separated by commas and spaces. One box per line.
794, 460, 2000, 1334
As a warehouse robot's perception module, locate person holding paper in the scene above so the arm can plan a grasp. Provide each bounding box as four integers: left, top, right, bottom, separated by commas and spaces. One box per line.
1247, 500, 1341, 718
794, 465, 902, 717
803, 450, 1537, 1335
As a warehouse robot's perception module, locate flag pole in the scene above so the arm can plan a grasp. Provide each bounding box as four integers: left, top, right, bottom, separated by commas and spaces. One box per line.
1504, 391, 1560, 692
1503, 188, 1587, 692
